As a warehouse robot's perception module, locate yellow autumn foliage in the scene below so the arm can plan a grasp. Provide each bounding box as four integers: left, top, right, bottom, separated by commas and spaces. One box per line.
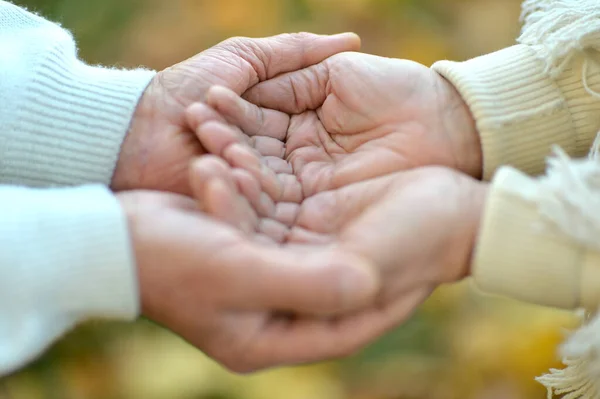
1, 1, 580, 398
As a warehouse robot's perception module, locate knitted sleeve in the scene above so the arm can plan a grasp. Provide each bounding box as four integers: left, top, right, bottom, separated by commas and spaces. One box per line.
432, 1, 600, 397
0, 1, 155, 187
0, 2, 151, 375
432, 0, 600, 181
0, 185, 137, 376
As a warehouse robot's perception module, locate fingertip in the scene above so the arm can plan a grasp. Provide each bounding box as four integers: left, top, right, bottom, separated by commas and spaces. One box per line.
189, 156, 210, 187
206, 85, 238, 107
185, 102, 222, 130
334, 32, 362, 51
205, 177, 235, 218
191, 155, 228, 176
197, 121, 245, 156
185, 103, 204, 129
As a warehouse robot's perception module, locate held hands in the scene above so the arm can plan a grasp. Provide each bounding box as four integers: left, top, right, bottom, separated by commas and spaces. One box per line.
191, 158, 487, 342
117, 40, 489, 372
183, 51, 490, 363
187, 52, 482, 201
111, 33, 361, 195
117, 183, 380, 373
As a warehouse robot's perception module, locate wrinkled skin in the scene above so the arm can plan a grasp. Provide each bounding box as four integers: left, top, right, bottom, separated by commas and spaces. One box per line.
187, 52, 481, 203
112, 33, 362, 195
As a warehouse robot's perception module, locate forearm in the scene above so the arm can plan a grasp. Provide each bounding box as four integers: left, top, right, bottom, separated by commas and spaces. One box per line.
433, 1, 600, 180
0, 1, 155, 187
0, 185, 137, 375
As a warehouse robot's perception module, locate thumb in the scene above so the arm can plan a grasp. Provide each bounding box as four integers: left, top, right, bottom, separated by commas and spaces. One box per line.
243, 61, 331, 114
225, 244, 380, 315
230, 32, 360, 81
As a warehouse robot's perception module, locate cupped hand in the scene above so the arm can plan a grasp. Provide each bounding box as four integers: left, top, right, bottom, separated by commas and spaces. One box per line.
117, 178, 383, 373
111, 33, 361, 195
188, 52, 481, 200
191, 156, 488, 355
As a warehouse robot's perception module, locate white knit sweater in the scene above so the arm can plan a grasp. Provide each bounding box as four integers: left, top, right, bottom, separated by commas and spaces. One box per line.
0, 1, 154, 374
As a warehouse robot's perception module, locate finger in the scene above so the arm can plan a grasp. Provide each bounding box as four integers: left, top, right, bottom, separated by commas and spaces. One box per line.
232, 169, 275, 218
278, 173, 304, 203
240, 288, 431, 371
190, 157, 259, 233
250, 136, 286, 158
194, 120, 248, 157
243, 62, 331, 114
189, 156, 231, 205
226, 245, 379, 315
185, 102, 226, 131
204, 179, 255, 234
274, 202, 300, 227
258, 219, 289, 244
207, 86, 290, 140
263, 157, 294, 174
235, 32, 360, 81
223, 144, 283, 201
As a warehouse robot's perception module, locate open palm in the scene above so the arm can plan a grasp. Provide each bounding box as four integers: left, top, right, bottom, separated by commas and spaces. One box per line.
111, 33, 360, 196
190, 159, 487, 354
189, 52, 480, 200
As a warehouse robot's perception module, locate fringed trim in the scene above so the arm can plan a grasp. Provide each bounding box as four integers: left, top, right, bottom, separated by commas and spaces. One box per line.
504, 2, 600, 396
533, 142, 600, 398
537, 311, 600, 399
519, 0, 600, 103
533, 145, 600, 252
519, 0, 600, 79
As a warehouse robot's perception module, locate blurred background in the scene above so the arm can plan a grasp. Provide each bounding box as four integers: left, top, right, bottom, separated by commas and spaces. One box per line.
2, 1, 579, 398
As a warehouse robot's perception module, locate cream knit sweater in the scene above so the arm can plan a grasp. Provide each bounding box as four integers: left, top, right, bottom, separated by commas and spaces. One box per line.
433, 1, 600, 397
0, 1, 154, 375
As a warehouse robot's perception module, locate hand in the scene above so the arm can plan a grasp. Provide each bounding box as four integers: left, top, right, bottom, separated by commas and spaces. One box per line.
191, 158, 488, 364
188, 52, 481, 200
291, 168, 487, 300
117, 179, 382, 373
111, 33, 361, 195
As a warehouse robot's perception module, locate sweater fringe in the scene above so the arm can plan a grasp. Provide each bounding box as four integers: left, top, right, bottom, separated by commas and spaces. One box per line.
534, 145, 600, 399
519, 0, 600, 79
537, 312, 600, 399
516, 2, 600, 395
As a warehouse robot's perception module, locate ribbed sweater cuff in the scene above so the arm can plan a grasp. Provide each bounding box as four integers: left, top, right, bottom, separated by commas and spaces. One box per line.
433, 45, 600, 181
472, 166, 600, 310
5, 41, 155, 187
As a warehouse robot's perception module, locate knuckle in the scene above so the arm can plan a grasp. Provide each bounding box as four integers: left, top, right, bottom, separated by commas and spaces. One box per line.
221, 36, 248, 48
294, 32, 316, 41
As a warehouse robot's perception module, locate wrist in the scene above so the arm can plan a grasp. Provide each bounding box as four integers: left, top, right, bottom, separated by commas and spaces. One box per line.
111, 77, 161, 192
437, 73, 483, 179
456, 177, 488, 280
117, 191, 154, 319
466, 181, 488, 277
